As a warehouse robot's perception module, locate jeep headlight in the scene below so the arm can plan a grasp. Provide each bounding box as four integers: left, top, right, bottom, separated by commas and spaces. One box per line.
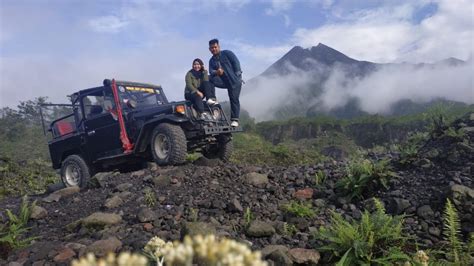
211, 108, 221, 120
175, 105, 186, 114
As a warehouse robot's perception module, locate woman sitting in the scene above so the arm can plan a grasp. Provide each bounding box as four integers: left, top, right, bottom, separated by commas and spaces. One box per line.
184, 58, 217, 119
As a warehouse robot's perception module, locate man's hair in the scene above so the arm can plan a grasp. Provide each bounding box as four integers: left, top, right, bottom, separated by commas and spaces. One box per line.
209, 38, 219, 46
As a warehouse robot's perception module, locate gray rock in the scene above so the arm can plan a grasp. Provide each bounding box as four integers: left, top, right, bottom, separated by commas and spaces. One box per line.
104, 196, 124, 209
450, 184, 474, 205
244, 172, 269, 187
247, 220, 276, 237
153, 175, 171, 187
181, 222, 216, 238
84, 237, 122, 257
89, 172, 115, 188
390, 198, 411, 214
288, 248, 320, 265
428, 227, 441, 237
30, 206, 48, 220
417, 205, 435, 220
43, 186, 80, 202
267, 249, 293, 266
261, 245, 289, 258
81, 212, 122, 227
228, 198, 244, 213
137, 208, 158, 223
115, 183, 133, 192
131, 170, 146, 178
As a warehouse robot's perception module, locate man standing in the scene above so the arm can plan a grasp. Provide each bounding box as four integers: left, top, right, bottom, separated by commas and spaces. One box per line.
208, 38, 242, 127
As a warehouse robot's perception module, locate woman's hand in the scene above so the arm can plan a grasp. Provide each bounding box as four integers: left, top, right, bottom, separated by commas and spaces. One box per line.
197, 91, 204, 98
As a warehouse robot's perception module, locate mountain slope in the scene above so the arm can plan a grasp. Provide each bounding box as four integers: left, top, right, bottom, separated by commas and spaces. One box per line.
243, 43, 471, 120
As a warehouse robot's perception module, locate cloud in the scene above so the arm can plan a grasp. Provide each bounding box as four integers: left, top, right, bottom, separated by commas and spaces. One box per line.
88, 15, 129, 33
318, 61, 474, 114
292, 0, 473, 63
264, 0, 294, 15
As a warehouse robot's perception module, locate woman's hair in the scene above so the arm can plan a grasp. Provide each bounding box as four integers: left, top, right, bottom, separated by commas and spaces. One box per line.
192, 58, 204, 71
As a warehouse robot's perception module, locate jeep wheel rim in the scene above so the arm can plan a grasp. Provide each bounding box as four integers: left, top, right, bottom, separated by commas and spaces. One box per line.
65, 163, 80, 186
154, 133, 170, 159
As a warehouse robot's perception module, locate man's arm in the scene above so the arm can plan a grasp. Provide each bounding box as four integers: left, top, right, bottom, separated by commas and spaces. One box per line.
225, 50, 242, 76
209, 58, 217, 76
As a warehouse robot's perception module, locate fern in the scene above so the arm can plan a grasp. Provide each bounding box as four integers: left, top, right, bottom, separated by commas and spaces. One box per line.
443, 199, 462, 263
0, 196, 37, 249
316, 198, 408, 265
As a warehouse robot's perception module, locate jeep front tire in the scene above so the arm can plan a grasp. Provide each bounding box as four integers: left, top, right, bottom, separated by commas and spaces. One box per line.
61, 154, 91, 188
151, 123, 187, 165
202, 134, 233, 162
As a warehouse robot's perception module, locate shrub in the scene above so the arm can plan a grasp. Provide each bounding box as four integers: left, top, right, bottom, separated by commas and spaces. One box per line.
143, 234, 267, 266
143, 188, 156, 207
72, 252, 148, 266
315, 198, 409, 265
336, 159, 396, 200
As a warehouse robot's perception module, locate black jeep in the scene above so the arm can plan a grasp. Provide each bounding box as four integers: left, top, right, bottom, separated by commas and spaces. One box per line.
43, 79, 241, 188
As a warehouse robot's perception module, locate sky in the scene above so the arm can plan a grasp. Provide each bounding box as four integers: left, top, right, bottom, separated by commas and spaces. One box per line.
0, 0, 473, 113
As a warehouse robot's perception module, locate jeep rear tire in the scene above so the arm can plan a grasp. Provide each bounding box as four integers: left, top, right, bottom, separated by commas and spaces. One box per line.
151, 123, 187, 165
202, 134, 233, 162
61, 154, 91, 188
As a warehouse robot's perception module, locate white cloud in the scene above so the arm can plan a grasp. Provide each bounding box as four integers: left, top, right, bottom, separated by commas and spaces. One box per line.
292, 0, 473, 63
88, 15, 129, 33
265, 0, 294, 15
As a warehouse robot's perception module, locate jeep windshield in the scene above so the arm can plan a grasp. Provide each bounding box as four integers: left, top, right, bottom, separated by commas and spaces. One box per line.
118, 85, 166, 107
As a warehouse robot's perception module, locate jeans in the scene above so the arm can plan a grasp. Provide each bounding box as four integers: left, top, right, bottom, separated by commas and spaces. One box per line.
185, 81, 216, 114
227, 83, 241, 121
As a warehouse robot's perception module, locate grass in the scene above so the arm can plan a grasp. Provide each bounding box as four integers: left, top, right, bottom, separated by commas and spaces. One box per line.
143, 188, 156, 208
244, 207, 254, 227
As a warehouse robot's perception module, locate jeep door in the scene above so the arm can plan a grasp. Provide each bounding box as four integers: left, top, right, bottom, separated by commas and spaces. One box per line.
81, 88, 122, 160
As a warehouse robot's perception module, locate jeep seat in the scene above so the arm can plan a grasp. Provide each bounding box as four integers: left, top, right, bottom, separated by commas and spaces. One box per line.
56, 120, 73, 136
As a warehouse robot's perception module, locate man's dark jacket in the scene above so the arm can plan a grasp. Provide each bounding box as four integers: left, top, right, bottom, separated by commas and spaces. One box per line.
209, 50, 242, 89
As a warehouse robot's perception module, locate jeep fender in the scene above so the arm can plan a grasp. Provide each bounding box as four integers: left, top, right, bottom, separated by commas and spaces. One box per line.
133, 115, 189, 153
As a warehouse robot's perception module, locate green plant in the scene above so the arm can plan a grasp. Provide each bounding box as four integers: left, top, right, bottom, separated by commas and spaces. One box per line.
444, 127, 466, 139
435, 199, 474, 265
314, 170, 326, 186
143, 188, 156, 207
244, 207, 254, 227
282, 201, 316, 218
336, 159, 396, 200
283, 222, 298, 236
189, 208, 198, 222
0, 196, 37, 250
316, 198, 409, 265
185, 153, 201, 163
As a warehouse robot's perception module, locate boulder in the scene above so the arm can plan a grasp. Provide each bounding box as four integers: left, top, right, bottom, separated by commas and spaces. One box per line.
84, 237, 122, 257
417, 205, 434, 220
294, 188, 314, 200
137, 208, 158, 223
244, 172, 269, 187
53, 247, 76, 263
115, 183, 133, 192
181, 222, 216, 238
246, 220, 276, 237
81, 212, 122, 227
288, 248, 320, 265
104, 196, 124, 209
30, 206, 48, 220
153, 175, 171, 187
450, 184, 474, 205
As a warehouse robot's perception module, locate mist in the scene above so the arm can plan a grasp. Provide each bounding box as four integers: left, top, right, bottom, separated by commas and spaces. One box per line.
241, 59, 474, 121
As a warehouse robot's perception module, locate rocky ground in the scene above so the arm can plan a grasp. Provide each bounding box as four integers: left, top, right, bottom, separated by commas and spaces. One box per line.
1, 113, 473, 265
